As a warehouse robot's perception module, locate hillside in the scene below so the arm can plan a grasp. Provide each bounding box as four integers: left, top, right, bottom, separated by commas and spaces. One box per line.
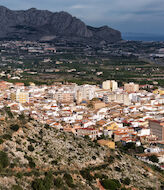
0, 108, 162, 190
0, 6, 121, 45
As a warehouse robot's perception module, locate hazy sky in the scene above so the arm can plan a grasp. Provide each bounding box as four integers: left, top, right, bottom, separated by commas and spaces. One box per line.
0, 0, 164, 34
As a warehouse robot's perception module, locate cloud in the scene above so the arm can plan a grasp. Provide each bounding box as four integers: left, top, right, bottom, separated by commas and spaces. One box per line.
69, 4, 88, 9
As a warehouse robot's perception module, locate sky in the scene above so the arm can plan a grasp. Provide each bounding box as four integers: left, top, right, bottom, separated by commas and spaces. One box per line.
0, 0, 164, 34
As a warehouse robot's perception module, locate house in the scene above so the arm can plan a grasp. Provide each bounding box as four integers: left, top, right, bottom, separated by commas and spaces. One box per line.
75, 128, 98, 139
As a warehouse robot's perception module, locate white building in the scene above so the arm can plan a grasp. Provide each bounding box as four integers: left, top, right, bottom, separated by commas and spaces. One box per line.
16, 90, 29, 103
103, 93, 131, 105
78, 85, 96, 100
102, 80, 118, 91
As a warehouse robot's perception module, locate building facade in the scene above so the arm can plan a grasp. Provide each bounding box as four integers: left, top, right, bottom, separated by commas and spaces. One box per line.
124, 82, 139, 93
102, 80, 118, 91
149, 120, 164, 141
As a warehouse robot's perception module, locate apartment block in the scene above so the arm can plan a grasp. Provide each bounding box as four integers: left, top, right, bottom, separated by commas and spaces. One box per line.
102, 80, 118, 91
124, 82, 139, 93
16, 90, 29, 103
149, 120, 164, 141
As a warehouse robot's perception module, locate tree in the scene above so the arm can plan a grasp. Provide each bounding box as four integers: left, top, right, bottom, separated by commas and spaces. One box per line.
32, 178, 46, 190
32, 172, 53, 190
0, 151, 9, 169
121, 177, 131, 185
80, 169, 93, 181
64, 173, 74, 187
44, 172, 54, 189
4, 106, 13, 118
100, 179, 121, 190
11, 185, 23, 190
10, 124, 19, 131
29, 160, 36, 168
147, 155, 159, 163
28, 145, 35, 152
2, 134, 12, 140
54, 177, 63, 188
19, 114, 25, 120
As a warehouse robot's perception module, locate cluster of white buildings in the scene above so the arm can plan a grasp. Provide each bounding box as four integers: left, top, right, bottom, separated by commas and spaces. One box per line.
0, 80, 163, 149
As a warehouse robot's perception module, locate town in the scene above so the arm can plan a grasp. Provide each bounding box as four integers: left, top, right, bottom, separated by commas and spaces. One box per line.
0, 78, 164, 169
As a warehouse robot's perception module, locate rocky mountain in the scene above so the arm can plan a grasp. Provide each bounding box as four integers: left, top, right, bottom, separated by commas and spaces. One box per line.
0, 108, 162, 189
0, 6, 121, 45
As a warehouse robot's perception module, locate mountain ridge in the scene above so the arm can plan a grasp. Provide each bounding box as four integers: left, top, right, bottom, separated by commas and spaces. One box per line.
0, 6, 122, 45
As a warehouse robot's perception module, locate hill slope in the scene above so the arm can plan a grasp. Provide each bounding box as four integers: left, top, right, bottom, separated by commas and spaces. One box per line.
0, 109, 162, 189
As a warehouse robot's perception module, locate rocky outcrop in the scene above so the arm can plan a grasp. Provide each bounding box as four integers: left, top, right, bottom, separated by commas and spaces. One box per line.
0, 6, 122, 44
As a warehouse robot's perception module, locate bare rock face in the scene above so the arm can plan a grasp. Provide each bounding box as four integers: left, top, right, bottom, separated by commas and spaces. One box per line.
0, 6, 122, 44
87, 25, 121, 42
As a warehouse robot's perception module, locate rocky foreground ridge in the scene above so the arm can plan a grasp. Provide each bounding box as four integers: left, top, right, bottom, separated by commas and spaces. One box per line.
0, 6, 121, 45
0, 108, 162, 190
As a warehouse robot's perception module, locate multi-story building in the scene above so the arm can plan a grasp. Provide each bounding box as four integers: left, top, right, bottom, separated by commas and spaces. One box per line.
76, 90, 83, 104
93, 101, 106, 109
75, 128, 98, 139
102, 80, 118, 91
102, 80, 111, 90
149, 120, 164, 141
16, 90, 29, 103
124, 82, 139, 93
78, 85, 96, 100
111, 80, 118, 91
103, 93, 131, 105
55, 92, 74, 103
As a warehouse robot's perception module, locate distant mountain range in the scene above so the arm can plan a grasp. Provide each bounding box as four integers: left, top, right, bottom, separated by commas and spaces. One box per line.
0, 6, 121, 45
123, 32, 164, 42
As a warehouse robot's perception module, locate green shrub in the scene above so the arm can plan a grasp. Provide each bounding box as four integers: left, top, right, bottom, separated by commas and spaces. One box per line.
92, 156, 96, 160
94, 173, 108, 179
24, 155, 35, 168
147, 155, 159, 163
106, 155, 115, 163
136, 146, 144, 153
51, 160, 58, 165
124, 142, 136, 150
16, 172, 23, 179
5, 107, 13, 118
29, 160, 36, 168
100, 179, 121, 190
16, 148, 23, 152
2, 134, 12, 140
32, 178, 46, 190
28, 145, 35, 152
80, 169, 93, 181
0, 138, 4, 144
121, 177, 131, 185
32, 171, 40, 177
64, 173, 74, 187
11, 185, 23, 190
115, 167, 121, 172
0, 151, 9, 169
10, 124, 19, 131
19, 114, 25, 121
54, 177, 63, 188
32, 172, 53, 190
44, 172, 53, 189
44, 124, 50, 129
